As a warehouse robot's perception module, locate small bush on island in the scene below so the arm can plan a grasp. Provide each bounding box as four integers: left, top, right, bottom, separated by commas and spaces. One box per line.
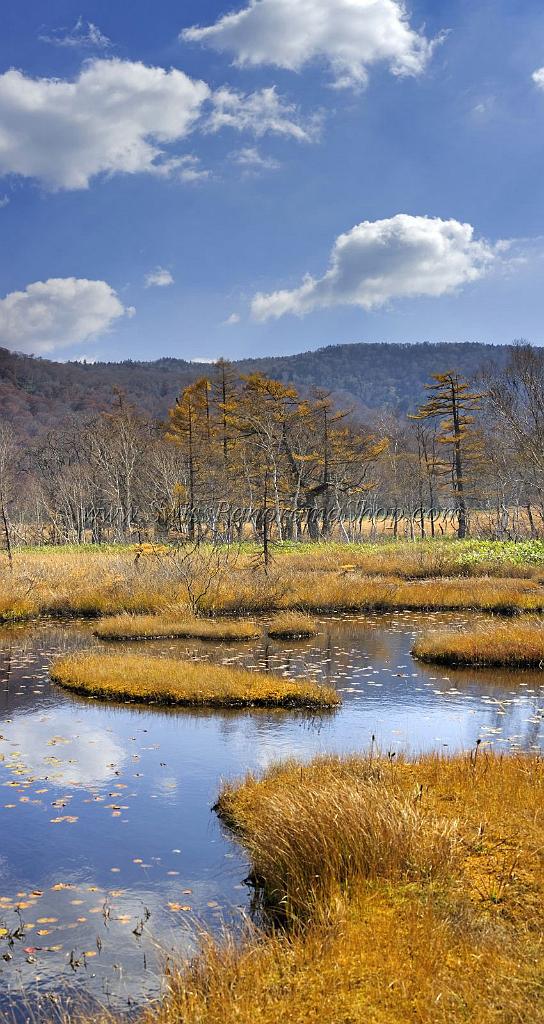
50, 652, 340, 710
94, 613, 260, 642
412, 617, 544, 666
267, 612, 319, 639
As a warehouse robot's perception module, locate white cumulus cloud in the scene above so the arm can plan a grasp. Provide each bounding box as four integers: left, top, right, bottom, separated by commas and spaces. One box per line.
0, 59, 313, 191
145, 266, 174, 288
0, 277, 132, 354
223, 312, 241, 325
532, 67, 544, 89
252, 214, 497, 320
183, 0, 439, 90
0, 59, 210, 190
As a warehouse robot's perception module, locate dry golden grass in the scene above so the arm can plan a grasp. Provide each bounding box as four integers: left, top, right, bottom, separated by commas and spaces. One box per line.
215, 571, 544, 616
2, 544, 544, 624
94, 613, 260, 641
413, 616, 544, 666
53, 752, 543, 1024
267, 611, 318, 639
50, 652, 340, 710
217, 756, 459, 920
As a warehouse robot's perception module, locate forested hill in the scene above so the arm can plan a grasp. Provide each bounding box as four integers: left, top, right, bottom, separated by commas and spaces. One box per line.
1, 341, 511, 438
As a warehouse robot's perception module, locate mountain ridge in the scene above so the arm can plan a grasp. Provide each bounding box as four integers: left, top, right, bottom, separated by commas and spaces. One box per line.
1, 341, 512, 438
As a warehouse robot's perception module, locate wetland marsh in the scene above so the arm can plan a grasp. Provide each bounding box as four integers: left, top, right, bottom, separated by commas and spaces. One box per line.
0, 610, 542, 1018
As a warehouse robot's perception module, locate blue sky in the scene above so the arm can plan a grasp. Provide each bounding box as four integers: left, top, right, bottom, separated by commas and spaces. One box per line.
1, 0, 544, 363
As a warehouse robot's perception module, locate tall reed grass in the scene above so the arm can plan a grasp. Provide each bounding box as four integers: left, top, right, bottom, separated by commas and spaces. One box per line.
2, 543, 544, 623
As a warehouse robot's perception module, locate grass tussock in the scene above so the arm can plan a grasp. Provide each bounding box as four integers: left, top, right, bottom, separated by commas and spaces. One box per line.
217, 756, 459, 920
267, 611, 318, 639
413, 616, 544, 666
52, 753, 543, 1024
94, 613, 260, 642
50, 652, 340, 710
112, 752, 543, 1024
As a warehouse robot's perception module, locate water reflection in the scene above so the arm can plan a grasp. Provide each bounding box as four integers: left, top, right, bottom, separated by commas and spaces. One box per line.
0, 613, 541, 1017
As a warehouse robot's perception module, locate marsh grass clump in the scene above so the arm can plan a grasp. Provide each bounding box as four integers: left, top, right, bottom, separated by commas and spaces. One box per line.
50, 652, 340, 710
216, 756, 459, 920
413, 616, 544, 666
267, 612, 318, 640
50, 753, 543, 1024
94, 613, 261, 642
134, 753, 542, 1024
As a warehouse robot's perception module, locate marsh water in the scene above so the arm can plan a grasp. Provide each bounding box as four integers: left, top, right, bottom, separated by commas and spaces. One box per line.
0, 612, 542, 1019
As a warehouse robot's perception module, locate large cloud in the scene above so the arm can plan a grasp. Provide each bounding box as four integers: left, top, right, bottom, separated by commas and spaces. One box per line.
252, 214, 497, 320
0, 59, 315, 191
0, 59, 209, 190
183, 0, 438, 89
0, 277, 132, 354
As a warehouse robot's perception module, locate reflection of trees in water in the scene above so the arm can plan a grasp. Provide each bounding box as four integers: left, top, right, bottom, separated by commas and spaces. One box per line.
0, 642, 13, 711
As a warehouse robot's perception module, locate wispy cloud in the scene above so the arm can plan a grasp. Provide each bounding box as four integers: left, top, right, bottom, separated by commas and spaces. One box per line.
230, 147, 280, 172
39, 17, 112, 50
145, 267, 174, 288
183, 0, 441, 91
0, 60, 313, 191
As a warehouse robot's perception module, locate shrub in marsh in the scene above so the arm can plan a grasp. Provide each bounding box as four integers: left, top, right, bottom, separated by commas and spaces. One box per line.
413, 617, 544, 666
267, 612, 318, 639
94, 613, 261, 642
50, 652, 340, 710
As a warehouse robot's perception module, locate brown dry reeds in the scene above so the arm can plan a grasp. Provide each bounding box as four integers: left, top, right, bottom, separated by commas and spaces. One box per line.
2, 545, 544, 623
217, 756, 459, 920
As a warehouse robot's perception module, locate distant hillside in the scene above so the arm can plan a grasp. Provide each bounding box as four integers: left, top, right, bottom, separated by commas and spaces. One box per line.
1, 342, 511, 438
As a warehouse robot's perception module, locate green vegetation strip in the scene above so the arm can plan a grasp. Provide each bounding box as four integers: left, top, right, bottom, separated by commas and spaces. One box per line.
50, 653, 340, 710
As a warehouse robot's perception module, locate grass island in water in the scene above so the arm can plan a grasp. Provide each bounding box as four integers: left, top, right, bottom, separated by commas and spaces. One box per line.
413, 616, 544, 667
50, 651, 340, 710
